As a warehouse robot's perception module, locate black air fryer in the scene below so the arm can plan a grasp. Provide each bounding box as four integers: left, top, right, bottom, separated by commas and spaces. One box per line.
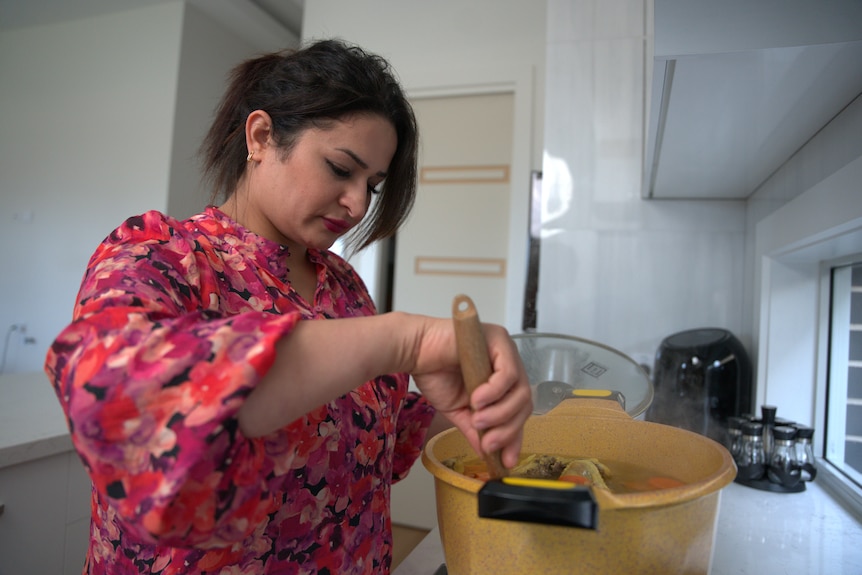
646, 328, 752, 445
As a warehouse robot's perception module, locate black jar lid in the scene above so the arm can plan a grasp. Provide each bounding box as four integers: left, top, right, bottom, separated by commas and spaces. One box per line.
742, 421, 764, 436
775, 417, 796, 427
727, 416, 745, 431
773, 426, 797, 441
761, 405, 777, 423
794, 425, 815, 439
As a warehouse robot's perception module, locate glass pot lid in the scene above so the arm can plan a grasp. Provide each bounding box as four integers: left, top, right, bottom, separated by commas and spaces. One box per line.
512, 333, 654, 418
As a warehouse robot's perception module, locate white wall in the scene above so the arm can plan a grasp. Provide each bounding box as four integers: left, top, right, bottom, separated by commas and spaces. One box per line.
747, 95, 862, 428
0, 3, 183, 373
0, 1, 289, 374
167, 2, 259, 219
303, 0, 546, 99
541, 0, 747, 366
304, 0, 752, 371
302, 0, 547, 329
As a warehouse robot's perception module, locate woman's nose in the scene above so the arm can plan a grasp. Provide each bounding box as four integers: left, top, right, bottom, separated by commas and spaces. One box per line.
341, 181, 371, 218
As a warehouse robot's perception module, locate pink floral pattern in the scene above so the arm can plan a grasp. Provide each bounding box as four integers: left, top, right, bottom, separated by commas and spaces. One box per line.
45, 207, 435, 574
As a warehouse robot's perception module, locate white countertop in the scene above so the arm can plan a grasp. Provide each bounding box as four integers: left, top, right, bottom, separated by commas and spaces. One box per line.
395, 480, 862, 575
0, 371, 73, 469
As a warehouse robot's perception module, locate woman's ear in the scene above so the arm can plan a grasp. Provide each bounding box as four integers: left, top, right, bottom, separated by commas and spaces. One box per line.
245, 110, 273, 161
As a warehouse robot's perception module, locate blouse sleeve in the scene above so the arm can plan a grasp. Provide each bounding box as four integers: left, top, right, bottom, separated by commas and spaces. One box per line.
391, 389, 436, 482
44, 212, 297, 548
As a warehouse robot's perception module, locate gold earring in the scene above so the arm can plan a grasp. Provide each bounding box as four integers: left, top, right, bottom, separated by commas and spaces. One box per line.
247, 150, 254, 162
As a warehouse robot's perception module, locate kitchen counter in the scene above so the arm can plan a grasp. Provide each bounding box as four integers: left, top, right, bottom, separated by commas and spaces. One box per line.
0, 371, 72, 469
394, 480, 862, 574
4, 371, 862, 573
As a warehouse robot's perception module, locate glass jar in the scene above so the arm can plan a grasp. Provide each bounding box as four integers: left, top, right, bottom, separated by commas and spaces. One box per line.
737, 421, 766, 480
767, 426, 801, 488
760, 405, 777, 459
726, 416, 745, 461
794, 425, 817, 481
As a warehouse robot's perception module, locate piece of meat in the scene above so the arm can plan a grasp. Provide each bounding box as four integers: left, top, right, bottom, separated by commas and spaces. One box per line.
511, 454, 568, 479
559, 459, 610, 489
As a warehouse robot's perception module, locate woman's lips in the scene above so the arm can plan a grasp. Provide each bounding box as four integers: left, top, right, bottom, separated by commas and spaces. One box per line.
322, 217, 350, 234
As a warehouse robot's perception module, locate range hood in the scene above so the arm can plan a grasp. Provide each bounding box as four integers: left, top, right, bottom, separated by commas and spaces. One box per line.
643, 0, 862, 200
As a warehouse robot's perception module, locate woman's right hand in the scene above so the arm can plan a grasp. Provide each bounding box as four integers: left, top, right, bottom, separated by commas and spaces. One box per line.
407, 316, 533, 470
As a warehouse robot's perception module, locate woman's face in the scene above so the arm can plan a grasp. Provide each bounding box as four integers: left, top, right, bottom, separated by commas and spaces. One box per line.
234, 113, 397, 253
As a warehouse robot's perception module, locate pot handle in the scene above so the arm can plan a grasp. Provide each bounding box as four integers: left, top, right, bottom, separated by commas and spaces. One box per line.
545, 389, 632, 420
478, 477, 598, 529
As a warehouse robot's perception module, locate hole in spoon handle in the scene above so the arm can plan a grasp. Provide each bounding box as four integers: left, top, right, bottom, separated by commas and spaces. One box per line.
452, 295, 492, 395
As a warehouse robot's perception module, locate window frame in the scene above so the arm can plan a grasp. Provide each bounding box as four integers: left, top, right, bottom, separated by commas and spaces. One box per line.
816, 254, 862, 519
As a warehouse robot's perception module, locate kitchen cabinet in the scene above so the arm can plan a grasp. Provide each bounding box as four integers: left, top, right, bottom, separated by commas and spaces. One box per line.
0, 452, 90, 574
0, 373, 91, 574
644, 0, 862, 200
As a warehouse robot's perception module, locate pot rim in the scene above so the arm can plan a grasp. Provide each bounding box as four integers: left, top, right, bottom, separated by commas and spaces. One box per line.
422, 413, 737, 511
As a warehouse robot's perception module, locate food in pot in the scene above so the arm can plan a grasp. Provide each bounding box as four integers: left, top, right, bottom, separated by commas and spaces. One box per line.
557, 458, 610, 488
444, 453, 685, 493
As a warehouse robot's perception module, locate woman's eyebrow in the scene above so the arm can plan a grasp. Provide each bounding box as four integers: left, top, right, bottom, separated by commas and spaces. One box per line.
335, 147, 388, 178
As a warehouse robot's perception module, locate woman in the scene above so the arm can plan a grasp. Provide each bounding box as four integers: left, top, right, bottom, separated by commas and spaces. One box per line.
45, 39, 532, 574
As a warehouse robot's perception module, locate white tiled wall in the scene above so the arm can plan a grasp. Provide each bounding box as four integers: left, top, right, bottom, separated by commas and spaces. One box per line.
539, 0, 747, 363
746, 95, 862, 426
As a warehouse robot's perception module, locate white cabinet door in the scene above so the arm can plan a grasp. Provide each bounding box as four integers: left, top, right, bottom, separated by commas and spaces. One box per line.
0, 454, 69, 573
391, 92, 514, 325
0, 451, 91, 575
390, 92, 515, 529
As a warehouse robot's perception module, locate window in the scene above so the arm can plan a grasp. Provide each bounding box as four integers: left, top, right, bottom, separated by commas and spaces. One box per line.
825, 260, 862, 490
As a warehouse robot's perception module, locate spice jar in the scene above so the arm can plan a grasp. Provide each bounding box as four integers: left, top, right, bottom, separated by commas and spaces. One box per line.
767, 426, 801, 488
737, 421, 766, 480
760, 405, 777, 459
726, 416, 745, 461
794, 425, 817, 481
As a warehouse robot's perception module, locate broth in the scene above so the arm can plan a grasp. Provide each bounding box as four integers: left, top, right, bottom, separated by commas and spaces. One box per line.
443, 453, 687, 494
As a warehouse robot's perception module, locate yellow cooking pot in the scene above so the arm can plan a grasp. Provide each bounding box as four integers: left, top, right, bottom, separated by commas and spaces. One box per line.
426, 306, 736, 575
422, 392, 737, 574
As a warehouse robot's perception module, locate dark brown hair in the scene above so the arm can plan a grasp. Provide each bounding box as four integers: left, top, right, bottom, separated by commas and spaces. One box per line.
200, 39, 418, 252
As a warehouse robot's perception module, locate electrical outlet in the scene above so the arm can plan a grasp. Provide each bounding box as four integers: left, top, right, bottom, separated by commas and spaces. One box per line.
24, 337, 36, 345
11, 323, 26, 333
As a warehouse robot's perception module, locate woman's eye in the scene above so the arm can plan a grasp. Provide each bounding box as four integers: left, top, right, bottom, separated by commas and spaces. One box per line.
327, 161, 350, 178
367, 182, 383, 195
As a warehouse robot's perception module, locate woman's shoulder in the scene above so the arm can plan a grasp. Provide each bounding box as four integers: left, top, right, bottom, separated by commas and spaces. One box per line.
88, 210, 212, 270
104, 208, 234, 246
106, 210, 195, 243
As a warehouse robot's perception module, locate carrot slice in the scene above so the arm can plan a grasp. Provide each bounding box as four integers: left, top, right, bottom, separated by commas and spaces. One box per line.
461, 463, 488, 477
558, 474, 591, 485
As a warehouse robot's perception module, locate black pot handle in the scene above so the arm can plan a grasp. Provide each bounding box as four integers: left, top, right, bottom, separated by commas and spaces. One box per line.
478, 478, 599, 530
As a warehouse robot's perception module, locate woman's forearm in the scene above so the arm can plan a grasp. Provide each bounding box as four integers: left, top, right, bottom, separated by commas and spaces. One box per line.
237, 310, 532, 471
238, 312, 423, 437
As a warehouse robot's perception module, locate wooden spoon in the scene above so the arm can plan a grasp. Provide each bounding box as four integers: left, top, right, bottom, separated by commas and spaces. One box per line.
452, 294, 508, 479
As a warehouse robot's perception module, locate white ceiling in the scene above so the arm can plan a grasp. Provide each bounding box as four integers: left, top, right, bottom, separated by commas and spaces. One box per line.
0, 0, 304, 37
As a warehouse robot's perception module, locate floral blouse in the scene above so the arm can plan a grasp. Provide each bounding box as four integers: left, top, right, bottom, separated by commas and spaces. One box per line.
44, 207, 435, 574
